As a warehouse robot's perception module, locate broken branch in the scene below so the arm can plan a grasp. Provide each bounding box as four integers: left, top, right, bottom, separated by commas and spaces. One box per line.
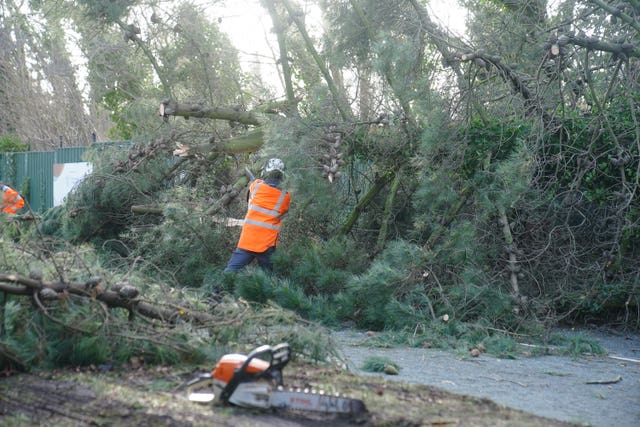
585, 376, 622, 385
0, 274, 214, 325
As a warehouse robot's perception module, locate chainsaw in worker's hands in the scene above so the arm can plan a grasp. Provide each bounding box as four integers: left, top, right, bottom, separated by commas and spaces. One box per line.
185, 343, 367, 415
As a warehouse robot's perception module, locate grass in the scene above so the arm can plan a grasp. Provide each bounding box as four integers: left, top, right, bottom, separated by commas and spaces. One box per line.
360, 355, 401, 374
559, 334, 606, 358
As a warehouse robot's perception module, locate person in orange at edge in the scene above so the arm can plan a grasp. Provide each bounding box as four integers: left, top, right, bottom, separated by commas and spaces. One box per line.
224, 158, 291, 273
1, 183, 25, 214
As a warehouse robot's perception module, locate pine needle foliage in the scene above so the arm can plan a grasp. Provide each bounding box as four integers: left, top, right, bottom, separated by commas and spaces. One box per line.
481, 335, 518, 359
305, 293, 339, 327
339, 240, 425, 331
48, 328, 111, 367
272, 279, 313, 316
449, 267, 511, 323
59, 141, 171, 244
233, 269, 275, 304
383, 295, 432, 331
0, 133, 29, 152
125, 195, 231, 287
361, 355, 400, 374
0, 293, 202, 370
274, 236, 368, 295
0, 301, 40, 368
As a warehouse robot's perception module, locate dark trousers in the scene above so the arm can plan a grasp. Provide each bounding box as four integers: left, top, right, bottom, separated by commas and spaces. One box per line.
224, 247, 276, 273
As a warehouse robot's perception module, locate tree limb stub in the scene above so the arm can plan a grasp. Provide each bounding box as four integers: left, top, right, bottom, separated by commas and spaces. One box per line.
0, 273, 213, 325
159, 99, 263, 126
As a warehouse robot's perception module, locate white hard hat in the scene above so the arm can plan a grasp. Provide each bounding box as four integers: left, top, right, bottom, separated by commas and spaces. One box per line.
263, 158, 285, 175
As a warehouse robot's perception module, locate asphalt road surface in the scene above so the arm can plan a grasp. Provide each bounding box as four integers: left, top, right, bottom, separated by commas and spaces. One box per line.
334, 327, 640, 427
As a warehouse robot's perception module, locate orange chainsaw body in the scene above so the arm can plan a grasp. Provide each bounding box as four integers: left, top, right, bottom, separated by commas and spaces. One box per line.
212, 353, 270, 385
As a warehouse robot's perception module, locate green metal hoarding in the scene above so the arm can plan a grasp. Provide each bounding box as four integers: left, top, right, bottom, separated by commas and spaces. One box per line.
1, 143, 129, 214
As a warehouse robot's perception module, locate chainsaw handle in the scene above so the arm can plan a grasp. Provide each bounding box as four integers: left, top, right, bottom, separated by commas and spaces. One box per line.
219, 343, 291, 403
266, 342, 291, 373
239, 343, 290, 377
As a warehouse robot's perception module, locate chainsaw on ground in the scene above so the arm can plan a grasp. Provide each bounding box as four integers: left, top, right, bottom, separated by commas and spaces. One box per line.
185, 342, 367, 415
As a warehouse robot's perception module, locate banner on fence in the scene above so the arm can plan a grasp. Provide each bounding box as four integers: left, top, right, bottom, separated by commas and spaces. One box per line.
53, 162, 92, 206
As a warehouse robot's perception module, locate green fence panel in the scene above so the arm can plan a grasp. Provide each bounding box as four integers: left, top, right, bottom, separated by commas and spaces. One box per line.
0, 150, 56, 213
54, 147, 87, 164
0, 142, 131, 213
0, 141, 132, 213
0, 151, 42, 211
0, 152, 21, 190
23, 151, 55, 213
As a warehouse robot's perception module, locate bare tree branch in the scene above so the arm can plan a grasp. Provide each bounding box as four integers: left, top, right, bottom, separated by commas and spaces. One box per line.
0, 274, 214, 325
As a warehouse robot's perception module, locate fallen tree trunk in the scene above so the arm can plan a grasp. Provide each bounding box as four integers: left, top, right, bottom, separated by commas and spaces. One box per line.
159, 99, 263, 126
0, 274, 213, 324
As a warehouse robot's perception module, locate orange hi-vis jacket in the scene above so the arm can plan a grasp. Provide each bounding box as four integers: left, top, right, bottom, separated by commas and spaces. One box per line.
2, 185, 25, 214
237, 179, 291, 253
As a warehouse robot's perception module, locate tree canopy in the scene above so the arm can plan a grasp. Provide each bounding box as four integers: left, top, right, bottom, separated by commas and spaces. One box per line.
1, 0, 638, 370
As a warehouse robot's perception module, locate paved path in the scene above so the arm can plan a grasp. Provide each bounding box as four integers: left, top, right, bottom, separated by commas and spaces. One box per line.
333, 328, 640, 427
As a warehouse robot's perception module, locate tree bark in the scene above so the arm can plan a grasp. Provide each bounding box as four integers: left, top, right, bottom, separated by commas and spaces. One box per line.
172, 129, 265, 158
222, 129, 266, 153
376, 169, 402, 253
497, 204, 520, 296
205, 175, 250, 216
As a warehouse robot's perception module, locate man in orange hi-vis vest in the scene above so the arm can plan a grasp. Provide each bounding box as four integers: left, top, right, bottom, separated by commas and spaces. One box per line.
1, 183, 25, 214
224, 158, 291, 273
